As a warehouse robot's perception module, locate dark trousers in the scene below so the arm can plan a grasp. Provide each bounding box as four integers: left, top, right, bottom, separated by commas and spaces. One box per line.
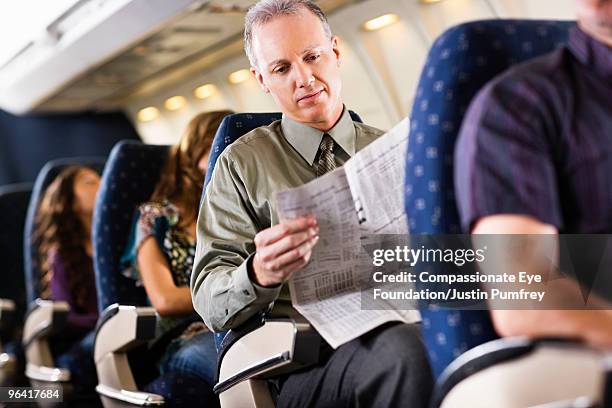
276, 322, 433, 408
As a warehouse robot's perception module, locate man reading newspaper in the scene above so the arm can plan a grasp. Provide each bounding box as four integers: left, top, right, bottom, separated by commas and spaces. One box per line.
191, 1, 432, 406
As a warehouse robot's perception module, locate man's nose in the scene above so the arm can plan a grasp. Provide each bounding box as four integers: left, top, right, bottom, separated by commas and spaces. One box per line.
294, 63, 314, 88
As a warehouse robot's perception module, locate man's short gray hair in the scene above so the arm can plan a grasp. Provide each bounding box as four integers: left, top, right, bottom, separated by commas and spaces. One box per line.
244, 0, 333, 68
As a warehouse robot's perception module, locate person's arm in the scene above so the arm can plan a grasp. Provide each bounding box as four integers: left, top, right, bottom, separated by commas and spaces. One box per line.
191, 150, 318, 332
455, 70, 612, 348
474, 215, 612, 348
49, 255, 98, 331
137, 237, 193, 317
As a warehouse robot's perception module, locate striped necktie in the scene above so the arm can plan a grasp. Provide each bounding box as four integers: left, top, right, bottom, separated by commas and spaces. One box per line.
316, 134, 337, 176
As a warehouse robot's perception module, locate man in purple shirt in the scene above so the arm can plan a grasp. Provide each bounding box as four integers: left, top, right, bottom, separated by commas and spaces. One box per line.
455, 0, 612, 346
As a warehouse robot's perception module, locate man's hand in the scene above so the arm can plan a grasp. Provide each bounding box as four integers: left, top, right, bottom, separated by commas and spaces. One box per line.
251, 216, 319, 287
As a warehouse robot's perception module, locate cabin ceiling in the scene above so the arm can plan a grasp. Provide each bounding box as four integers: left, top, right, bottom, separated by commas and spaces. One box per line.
36, 0, 358, 112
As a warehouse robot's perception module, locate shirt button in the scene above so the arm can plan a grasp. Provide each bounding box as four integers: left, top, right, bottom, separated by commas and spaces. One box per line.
225, 309, 228, 315
243, 290, 250, 296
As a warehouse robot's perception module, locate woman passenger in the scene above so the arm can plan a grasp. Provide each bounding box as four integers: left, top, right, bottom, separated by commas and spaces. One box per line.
34, 165, 101, 392
121, 110, 232, 403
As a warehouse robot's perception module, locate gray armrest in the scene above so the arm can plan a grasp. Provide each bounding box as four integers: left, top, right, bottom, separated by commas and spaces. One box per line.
215, 313, 320, 408
94, 304, 164, 406
22, 299, 70, 382
0, 298, 15, 317
0, 299, 18, 385
0, 351, 17, 385
435, 338, 605, 408
0, 298, 16, 333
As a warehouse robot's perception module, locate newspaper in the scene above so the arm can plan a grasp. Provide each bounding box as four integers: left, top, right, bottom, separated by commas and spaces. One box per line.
275, 118, 420, 349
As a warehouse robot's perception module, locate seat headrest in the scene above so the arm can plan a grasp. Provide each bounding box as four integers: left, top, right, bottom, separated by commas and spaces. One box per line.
406, 19, 573, 235
93, 140, 169, 311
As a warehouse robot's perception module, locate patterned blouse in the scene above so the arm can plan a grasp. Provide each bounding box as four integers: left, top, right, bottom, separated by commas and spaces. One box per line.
124, 202, 195, 285
121, 201, 207, 361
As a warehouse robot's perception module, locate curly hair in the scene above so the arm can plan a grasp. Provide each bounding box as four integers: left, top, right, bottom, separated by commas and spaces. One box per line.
151, 110, 233, 229
33, 166, 96, 311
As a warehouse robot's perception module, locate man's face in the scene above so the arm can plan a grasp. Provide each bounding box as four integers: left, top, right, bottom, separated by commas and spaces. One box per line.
250, 8, 343, 131
576, 0, 612, 44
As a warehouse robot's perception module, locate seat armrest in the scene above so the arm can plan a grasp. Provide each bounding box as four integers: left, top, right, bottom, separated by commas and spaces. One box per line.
216, 301, 308, 363
94, 303, 163, 406
433, 338, 605, 408
0, 298, 15, 320
22, 299, 70, 382
1, 300, 20, 384
96, 384, 164, 406
0, 299, 16, 311
214, 314, 320, 395
216, 313, 266, 366
23, 299, 69, 347
0, 298, 16, 339
0, 350, 17, 387
93, 304, 157, 360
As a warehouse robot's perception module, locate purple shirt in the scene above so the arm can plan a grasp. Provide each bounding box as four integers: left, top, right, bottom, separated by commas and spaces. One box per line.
49, 252, 98, 332
455, 25, 612, 233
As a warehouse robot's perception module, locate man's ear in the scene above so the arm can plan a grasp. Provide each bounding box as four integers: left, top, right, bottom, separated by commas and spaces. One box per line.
251, 67, 270, 93
331, 36, 341, 67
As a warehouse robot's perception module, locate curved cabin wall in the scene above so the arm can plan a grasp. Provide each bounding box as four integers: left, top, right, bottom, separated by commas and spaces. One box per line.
125, 0, 576, 144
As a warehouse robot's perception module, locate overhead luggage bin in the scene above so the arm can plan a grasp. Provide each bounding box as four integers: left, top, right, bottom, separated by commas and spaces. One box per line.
0, 0, 203, 114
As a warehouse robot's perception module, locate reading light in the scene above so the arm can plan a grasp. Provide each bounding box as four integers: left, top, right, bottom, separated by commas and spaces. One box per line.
228, 69, 251, 84
194, 84, 217, 99
164, 96, 187, 111
137, 107, 159, 122
363, 14, 399, 31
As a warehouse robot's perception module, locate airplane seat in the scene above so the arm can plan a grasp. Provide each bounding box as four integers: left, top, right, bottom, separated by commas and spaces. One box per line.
93, 140, 214, 407
404, 19, 610, 407
0, 183, 33, 386
22, 157, 105, 396
91, 140, 169, 407
208, 111, 362, 408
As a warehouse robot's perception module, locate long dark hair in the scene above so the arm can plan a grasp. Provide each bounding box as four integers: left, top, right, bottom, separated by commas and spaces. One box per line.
34, 166, 96, 311
150, 110, 233, 229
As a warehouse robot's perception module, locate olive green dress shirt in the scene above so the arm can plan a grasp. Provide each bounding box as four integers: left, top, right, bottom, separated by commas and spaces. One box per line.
191, 108, 384, 331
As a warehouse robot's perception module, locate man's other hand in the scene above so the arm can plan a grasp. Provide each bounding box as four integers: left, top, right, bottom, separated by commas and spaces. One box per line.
251, 216, 319, 287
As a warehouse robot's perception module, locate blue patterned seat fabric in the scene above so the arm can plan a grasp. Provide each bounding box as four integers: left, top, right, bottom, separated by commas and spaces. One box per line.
205, 113, 280, 190
204, 111, 363, 349
24, 157, 106, 306
404, 19, 573, 379
93, 141, 168, 312
0, 183, 32, 343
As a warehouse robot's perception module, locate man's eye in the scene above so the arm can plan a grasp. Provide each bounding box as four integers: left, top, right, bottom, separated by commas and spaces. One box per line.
307, 54, 320, 62
274, 66, 289, 74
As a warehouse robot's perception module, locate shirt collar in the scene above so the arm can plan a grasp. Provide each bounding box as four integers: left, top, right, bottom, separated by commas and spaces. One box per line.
568, 24, 612, 82
281, 107, 356, 166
